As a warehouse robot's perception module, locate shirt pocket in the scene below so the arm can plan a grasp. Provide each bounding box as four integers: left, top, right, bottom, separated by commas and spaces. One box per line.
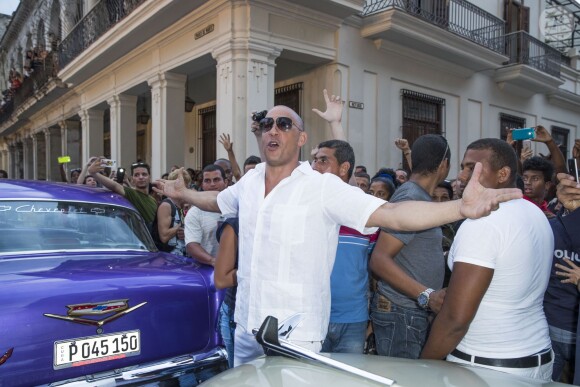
268, 204, 308, 245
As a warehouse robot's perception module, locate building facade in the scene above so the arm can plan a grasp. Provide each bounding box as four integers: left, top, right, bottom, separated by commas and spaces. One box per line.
0, 0, 579, 180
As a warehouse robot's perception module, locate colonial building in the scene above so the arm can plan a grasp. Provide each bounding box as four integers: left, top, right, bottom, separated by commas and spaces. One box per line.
0, 0, 579, 180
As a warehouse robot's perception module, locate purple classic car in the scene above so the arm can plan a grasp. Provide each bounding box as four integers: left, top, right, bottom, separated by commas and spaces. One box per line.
0, 180, 226, 386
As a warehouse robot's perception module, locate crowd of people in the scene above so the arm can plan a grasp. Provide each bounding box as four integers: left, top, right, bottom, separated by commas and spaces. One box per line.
2, 89, 580, 383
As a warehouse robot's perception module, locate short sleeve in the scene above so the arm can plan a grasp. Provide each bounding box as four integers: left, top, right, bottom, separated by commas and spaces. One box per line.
184, 208, 202, 245
449, 218, 499, 269
321, 174, 385, 234
217, 181, 240, 216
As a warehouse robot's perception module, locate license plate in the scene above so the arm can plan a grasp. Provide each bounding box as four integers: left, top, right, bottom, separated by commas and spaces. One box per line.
54, 330, 140, 369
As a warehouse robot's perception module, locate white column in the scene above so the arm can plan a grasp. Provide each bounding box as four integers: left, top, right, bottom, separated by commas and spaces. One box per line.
44, 128, 61, 181
23, 137, 31, 179
212, 42, 281, 161
0, 149, 7, 172
31, 134, 39, 180
147, 72, 186, 179
78, 109, 104, 163
107, 94, 137, 168
9, 144, 17, 178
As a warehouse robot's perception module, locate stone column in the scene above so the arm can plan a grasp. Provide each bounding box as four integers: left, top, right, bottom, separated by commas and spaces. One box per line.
107, 94, 137, 168
31, 134, 39, 180
8, 144, 16, 178
212, 42, 281, 161
60, 120, 82, 170
147, 72, 186, 179
0, 149, 7, 173
44, 128, 62, 181
22, 137, 32, 179
78, 109, 104, 164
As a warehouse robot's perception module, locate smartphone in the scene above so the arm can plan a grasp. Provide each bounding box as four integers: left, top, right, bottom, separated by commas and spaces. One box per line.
523, 140, 532, 152
101, 159, 117, 168
58, 156, 71, 164
569, 158, 579, 182
116, 167, 126, 184
512, 127, 536, 141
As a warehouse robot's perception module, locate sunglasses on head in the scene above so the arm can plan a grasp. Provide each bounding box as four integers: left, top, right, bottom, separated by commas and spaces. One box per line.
258, 117, 302, 133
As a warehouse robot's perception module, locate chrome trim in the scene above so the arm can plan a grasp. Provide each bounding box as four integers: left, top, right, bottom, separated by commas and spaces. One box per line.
44, 347, 227, 386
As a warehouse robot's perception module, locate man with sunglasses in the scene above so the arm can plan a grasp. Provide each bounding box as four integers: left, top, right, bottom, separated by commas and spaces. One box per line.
88, 158, 157, 226
157, 105, 522, 366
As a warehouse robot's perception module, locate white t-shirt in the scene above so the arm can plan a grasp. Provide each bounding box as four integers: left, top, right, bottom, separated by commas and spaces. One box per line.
184, 206, 221, 258
448, 198, 553, 358
217, 162, 385, 342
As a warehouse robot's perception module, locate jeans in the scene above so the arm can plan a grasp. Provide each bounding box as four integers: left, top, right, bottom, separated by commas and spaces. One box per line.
369, 292, 429, 359
549, 325, 576, 382
321, 321, 367, 354
219, 303, 236, 369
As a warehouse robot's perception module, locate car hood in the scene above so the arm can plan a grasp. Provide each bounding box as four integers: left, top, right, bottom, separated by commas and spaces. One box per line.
0, 252, 222, 386
201, 353, 567, 387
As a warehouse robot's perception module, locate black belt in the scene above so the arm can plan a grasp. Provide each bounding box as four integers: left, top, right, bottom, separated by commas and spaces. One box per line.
450, 348, 552, 369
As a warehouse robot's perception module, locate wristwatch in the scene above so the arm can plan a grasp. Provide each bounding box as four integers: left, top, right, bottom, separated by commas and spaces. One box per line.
417, 288, 434, 310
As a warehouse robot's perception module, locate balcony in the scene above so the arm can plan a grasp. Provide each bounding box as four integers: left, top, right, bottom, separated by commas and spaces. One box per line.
361, 0, 508, 73
494, 31, 564, 96
58, 0, 147, 71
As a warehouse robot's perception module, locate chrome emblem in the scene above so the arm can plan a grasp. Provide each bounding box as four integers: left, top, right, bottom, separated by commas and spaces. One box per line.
44, 299, 147, 331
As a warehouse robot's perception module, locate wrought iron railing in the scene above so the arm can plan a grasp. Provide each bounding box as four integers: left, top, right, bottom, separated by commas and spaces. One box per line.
13, 56, 57, 106
58, 0, 147, 70
504, 31, 562, 77
561, 52, 572, 68
363, 0, 505, 54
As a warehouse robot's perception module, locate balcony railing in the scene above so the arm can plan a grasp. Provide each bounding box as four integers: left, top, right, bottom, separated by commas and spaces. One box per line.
58, 0, 147, 70
363, 0, 505, 54
504, 31, 562, 78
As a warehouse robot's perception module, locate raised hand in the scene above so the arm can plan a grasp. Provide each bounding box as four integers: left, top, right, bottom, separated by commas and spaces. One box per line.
556, 173, 580, 211
312, 89, 344, 124
520, 147, 533, 162
505, 128, 515, 147
219, 133, 233, 152
459, 162, 523, 219
87, 157, 105, 175
573, 139, 580, 159
533, 125, 552, 143
394, 138, 410, 152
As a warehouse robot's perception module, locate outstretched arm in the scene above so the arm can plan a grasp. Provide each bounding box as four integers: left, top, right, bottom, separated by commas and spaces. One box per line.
154, 168, 220, 212
312, 89, 346, 141
87, 157, 125, 196
219, 133, 242, 182
367, 163, 522, 230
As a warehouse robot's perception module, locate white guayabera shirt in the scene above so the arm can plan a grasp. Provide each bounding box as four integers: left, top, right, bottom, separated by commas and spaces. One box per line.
217, 162, 384, 343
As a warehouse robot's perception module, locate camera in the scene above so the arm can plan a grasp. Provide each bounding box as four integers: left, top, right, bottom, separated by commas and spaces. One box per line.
116, 168, 126, 184
252, 110, 268, 122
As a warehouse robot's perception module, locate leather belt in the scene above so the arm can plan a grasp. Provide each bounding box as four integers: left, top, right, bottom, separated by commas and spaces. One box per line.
450, 348, 552, 369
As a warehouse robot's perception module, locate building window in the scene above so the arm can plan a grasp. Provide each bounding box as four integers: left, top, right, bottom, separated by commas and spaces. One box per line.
499, 112, 526, 140
275, 82, 303, 116
551, 126, 569, 158
199, 105, 216, 168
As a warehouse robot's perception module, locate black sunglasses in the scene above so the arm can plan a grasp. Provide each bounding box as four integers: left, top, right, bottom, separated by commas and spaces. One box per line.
258, 117, 302, 133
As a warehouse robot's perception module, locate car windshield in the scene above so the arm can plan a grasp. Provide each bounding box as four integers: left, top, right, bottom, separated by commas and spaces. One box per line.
0, 200, 156, 255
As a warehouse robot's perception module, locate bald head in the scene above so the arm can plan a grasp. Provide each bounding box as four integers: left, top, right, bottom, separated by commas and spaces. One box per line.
268, 105, 304, 131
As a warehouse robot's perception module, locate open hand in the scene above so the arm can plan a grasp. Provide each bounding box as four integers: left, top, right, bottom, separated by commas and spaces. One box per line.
312, 89, 344, 124
219, 133, 233, 152
153, 168, 188, 201
460, 162, 523, 219
556, 259, 580, 286
505, 128, 515, 147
